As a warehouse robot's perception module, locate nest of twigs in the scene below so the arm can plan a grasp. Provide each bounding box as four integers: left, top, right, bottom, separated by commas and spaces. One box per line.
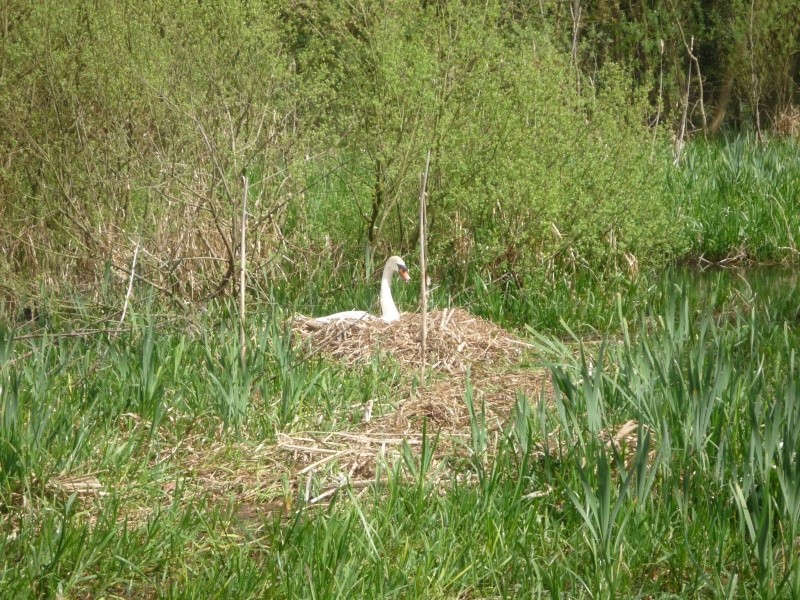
293, 308, 526, 374
292, 308, 553, 433
273, 308, 559, 508
375, 368, 552, 433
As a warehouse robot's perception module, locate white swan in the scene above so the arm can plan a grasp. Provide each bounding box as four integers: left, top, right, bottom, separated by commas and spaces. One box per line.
314, 256, 410, 324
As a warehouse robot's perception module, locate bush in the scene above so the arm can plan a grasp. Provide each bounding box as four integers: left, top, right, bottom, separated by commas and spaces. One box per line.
294, 0, 685, 289
1, 0, 686, 310
0, 0, 310, 301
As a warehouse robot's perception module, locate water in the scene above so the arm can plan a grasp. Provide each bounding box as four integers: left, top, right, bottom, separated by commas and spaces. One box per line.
668, 265, 800, 324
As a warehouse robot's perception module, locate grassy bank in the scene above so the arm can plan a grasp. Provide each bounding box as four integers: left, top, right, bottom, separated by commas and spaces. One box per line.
674, 134, 800, 263
268, 133, 800, 337
2, 271, 800, 597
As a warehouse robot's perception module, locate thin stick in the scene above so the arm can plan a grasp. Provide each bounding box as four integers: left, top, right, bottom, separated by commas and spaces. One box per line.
419, 149, 432, 386
675, 27, 707, 135
119, 240, 140, 327
571, 0, 582, 93
674, 36, 693, 166
651, 39, 664, 157
240, 174, 248, 367
748, 0, 763, 140
15, 327, 132, 342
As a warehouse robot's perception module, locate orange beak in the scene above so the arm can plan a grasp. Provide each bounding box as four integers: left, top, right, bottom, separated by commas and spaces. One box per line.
398, 266, 410, 282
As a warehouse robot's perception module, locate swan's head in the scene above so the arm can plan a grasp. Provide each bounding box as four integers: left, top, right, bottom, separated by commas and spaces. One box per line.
388, 255, 411, 282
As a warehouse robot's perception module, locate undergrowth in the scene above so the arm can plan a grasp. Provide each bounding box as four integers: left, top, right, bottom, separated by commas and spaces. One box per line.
673, 133, 800, 262
2, 270, 800, 597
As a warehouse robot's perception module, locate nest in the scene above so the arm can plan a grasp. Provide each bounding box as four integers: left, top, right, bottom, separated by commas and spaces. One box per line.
274, 430, 463, 507
293, 308, 526, 374
375, 369, 553, 433
292, 307, 552, 434
271, 308, 561, 509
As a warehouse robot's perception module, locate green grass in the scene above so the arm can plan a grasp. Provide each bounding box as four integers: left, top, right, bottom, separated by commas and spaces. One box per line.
260, 247, 647, 337
2, 270, 800, 597
673, 133, 800, 263
3, 128, 800, 596
4, 196, 800, 597
450, 269, 646, 335
0, 300, 407, 597
530, 284, 800, 597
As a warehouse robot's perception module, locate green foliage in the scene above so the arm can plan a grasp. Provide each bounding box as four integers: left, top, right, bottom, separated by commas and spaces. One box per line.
4, 2, 800, 596
0, 0, 311, 298
1, 269, 800, 596
3, 0, 794, 316
550, 0, 800, 133
725, 0, 800, 127
293, 0, 682, 293
530, 274, 800, 596
673, 134, 800, 261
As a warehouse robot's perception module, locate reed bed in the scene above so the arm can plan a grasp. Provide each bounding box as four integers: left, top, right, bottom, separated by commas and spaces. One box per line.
674, 133, 800, 263
2, 271, 800, 597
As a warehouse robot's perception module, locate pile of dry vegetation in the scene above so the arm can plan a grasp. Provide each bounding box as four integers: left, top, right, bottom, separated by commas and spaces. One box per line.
292, 307, 552, 428
292, 307, 524, 373
269, 308, 553, 505
291, 307, 551, 431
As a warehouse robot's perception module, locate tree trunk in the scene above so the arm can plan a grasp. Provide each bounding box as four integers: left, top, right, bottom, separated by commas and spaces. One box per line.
708, 67, 735, 134
368, 159, 383, 246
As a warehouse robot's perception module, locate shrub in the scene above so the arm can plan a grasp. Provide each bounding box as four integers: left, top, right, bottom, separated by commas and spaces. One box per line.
294, 0, 685, 289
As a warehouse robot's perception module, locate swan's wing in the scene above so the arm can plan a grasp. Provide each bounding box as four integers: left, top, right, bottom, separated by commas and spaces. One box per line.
314, 310, 375, 324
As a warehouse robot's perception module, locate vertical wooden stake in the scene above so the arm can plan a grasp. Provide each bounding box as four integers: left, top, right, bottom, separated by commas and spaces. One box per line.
119, 239, 140, 328
675, 37, 693, 165
419, 149, 431, 387
239, 174, 248, 368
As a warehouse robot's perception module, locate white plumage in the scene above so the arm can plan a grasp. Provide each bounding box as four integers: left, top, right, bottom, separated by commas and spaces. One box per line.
314, 256, 410, 324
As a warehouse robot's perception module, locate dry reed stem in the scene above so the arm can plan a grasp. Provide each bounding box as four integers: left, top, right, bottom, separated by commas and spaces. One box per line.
419, 149, 431, 383
239, 174, 248, 366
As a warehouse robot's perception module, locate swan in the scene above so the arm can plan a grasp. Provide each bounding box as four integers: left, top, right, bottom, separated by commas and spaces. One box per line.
314, 256, 410, 324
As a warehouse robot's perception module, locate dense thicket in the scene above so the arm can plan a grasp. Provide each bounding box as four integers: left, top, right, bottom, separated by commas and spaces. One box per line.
0, 0, 797, 309
549, 0, 800, 134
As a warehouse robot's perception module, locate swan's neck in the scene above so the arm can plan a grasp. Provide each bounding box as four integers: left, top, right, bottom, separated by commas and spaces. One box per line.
379, 262, 400, 322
